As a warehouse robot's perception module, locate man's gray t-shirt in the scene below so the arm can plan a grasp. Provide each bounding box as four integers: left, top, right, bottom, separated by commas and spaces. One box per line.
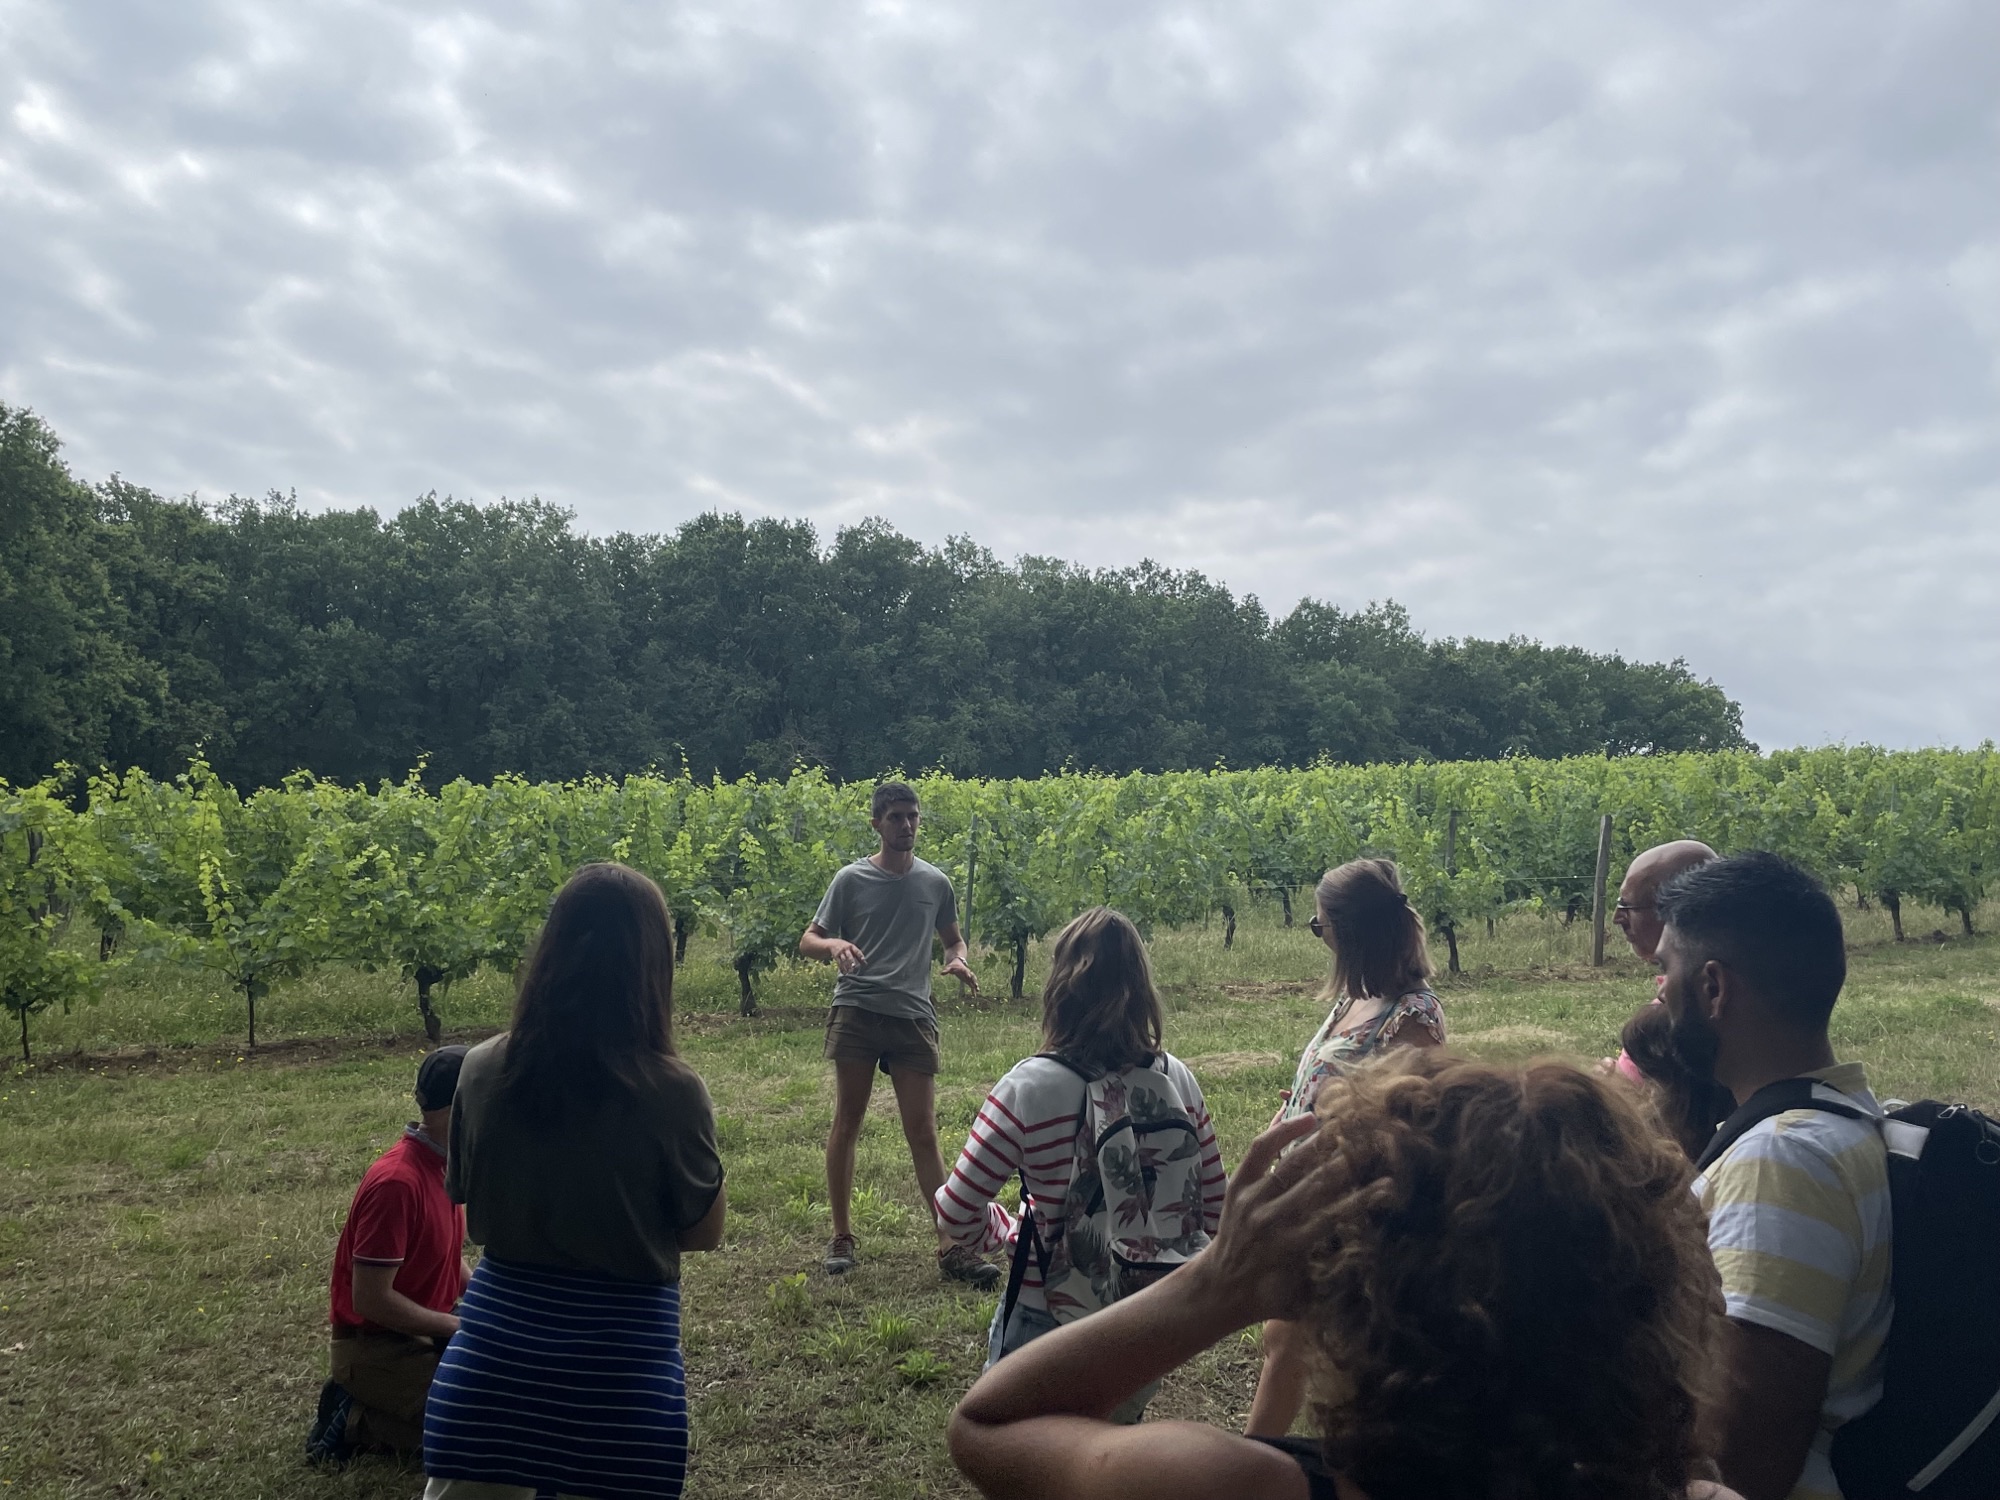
812, 857, 959, 1022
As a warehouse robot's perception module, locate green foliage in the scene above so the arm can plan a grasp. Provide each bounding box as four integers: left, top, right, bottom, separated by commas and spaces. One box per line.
37, 746, 2000, 1045
0, 777, 100, 1060
804, 1318, 873, 1366
894, 1349, 948, 1386
286, 770, 487, 1038
74, 760, 329, 1045
866, 1311, 919, 1353
764, 1273, 813, 1326
2, 403, 1750, 790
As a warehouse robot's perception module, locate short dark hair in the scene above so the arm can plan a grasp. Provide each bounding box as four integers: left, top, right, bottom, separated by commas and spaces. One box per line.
871, 781, 918, 818
1656, 851, 1846, 1030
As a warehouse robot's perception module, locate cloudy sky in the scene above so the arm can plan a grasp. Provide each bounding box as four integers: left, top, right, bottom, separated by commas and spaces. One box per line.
4, 1, 1996, 749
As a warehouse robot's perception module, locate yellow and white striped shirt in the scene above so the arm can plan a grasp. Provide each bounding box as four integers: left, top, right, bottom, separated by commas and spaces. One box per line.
1694, 1063, 1893, 1500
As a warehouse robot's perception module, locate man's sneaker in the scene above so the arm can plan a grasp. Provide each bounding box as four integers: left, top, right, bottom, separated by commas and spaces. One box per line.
305, 1379, 355, 1467
938, 1244, 1002, 1289
823, 1233, 858, 1274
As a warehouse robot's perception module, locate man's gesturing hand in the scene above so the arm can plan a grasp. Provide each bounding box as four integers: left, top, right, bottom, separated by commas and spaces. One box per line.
942, 956, 980, 997
829, 940, 866, 975
1184, 1114, 1341, 1331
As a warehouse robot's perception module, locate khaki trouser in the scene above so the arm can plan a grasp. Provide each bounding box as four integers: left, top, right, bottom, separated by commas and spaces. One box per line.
330, 1329, 443, 1453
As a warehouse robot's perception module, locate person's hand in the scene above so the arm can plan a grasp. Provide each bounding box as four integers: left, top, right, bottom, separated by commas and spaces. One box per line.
1267, 1087, 1294, 1129
830, 940, 867, 975
1185, 1114, 1343, 1329
942, 956, 980, 997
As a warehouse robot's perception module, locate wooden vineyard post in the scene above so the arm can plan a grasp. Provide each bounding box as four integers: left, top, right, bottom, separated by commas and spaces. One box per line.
964, 812, 977, 957
1442, 809, 1461, 976
1591, 813, 1613, 966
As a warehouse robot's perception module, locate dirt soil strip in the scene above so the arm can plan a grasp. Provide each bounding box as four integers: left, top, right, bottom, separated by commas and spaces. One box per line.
22, 1028, 508, 1077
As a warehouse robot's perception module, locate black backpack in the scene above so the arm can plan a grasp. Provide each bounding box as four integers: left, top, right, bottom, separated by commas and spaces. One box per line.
1696, 1083, 2000, 1500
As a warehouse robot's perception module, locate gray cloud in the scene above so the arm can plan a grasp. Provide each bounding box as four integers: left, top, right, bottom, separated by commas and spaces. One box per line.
3, 0, 1996, 748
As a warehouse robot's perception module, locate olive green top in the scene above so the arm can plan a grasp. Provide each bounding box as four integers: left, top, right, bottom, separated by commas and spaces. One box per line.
447, 1033, 724, 1285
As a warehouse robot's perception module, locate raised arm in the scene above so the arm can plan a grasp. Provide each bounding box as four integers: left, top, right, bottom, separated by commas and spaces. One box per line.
950, 1116, 1333, 1500
938, 921, 979, 997
800, 922, 866, 974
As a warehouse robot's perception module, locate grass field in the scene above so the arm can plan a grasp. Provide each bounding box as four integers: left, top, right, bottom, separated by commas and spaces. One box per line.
4, 895, 1997, 1499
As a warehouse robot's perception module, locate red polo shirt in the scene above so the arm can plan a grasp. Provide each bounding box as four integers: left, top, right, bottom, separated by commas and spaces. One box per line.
329, 1128, 467, 1332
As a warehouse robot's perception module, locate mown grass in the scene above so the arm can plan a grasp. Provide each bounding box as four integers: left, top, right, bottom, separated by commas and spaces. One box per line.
2, 894, 1996, 1499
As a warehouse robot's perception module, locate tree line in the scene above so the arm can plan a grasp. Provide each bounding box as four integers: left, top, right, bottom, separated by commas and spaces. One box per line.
2, 403, 1750, 791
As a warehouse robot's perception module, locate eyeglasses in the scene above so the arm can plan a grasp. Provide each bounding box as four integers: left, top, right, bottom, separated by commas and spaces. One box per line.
1612, 901, 1654, 916
1308, 914, 1325, 938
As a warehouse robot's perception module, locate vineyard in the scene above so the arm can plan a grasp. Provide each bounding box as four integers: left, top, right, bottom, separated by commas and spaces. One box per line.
4, 747, 1996, 1059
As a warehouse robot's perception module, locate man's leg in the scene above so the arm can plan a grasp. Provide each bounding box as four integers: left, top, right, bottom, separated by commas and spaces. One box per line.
330, 1332, 440, 1453
826, 1057, 877, 1242
886, 1065, 949, 1229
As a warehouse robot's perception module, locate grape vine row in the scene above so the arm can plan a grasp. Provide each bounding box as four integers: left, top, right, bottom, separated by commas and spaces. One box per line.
4, 746, 1995, 1054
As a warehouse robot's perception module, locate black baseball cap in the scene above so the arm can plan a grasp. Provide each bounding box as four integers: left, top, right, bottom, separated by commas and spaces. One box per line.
414, 1045, 468, 1111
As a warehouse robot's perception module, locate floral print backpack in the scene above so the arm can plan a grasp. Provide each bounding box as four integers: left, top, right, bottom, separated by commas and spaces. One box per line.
1003, 1055, 1211, 1327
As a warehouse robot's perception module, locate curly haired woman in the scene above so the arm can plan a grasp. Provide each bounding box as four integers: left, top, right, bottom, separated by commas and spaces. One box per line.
950, 1051, 1739, 1500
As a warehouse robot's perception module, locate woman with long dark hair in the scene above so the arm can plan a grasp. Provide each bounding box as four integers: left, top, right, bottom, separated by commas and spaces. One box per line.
422, 863, 726, 1500
1248, 857, 1444, 1437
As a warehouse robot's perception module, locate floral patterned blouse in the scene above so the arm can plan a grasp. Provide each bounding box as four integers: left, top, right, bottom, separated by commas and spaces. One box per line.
1281, 989, 1447, 1122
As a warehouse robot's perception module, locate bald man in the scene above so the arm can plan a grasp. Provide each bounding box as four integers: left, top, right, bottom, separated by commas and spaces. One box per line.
1611, 840, 1716, 1084
1613, 840, 1718, 963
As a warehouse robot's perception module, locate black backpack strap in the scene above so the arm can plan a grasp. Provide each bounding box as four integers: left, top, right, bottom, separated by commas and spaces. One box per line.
997, 1051, 1087, 1341
998, 1181, 1035, 1336
1037, 1051, 1096, 1082
1695, 1077, 1872, 1173
997, 1182, 1059, 1338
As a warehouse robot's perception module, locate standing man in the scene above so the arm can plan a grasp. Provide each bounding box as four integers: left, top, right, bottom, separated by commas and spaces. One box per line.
307, 1045, 470, 1466
1656, 853, 1890, 1500
801, 781, 999, 1288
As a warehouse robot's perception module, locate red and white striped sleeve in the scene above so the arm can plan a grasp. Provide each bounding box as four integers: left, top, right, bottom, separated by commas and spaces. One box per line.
936, 1077, 1031, 1254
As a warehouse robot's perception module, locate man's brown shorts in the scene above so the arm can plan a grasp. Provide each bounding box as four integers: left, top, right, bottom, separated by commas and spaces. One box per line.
823, 1006, 941, 1076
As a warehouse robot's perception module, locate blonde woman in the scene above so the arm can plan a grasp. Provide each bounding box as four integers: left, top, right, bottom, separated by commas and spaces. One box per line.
935, 907, 1227, 1423
1246, 858, 1444, 1438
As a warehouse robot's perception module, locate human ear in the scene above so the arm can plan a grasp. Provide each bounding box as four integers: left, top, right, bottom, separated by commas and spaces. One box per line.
1700, 959, 1731, 1021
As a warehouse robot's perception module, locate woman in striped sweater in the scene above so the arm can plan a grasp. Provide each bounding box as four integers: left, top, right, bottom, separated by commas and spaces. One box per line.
935, 907, 1227, 1421
421, 863, 727, 1500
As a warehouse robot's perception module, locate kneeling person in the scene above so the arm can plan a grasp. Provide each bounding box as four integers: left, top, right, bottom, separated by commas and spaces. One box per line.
310, 1046, 470, 1463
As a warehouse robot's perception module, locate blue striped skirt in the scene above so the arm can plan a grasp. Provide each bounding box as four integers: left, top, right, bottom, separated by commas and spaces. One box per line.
423, 1257, 688, 1500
